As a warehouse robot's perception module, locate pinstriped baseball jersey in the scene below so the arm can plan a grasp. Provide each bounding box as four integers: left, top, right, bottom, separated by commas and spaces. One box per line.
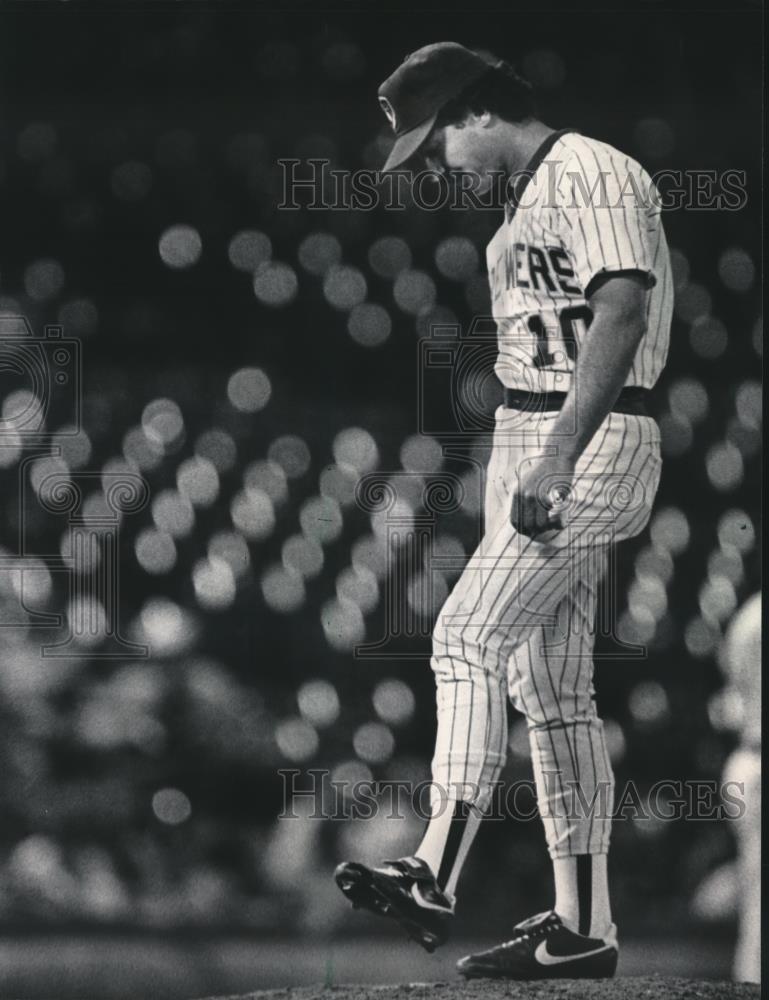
426, 128, 670, 860
486, 130, 673, 393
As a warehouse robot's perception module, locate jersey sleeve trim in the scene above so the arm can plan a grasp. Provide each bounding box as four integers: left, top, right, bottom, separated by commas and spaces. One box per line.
584, 267, 657, 299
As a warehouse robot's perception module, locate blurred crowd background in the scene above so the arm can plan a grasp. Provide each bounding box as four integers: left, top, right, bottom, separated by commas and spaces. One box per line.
0, 4, 761, 991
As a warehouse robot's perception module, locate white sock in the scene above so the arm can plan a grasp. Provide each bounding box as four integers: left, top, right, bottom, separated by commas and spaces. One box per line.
553, 853, 612, 938
415, 800, 482, 898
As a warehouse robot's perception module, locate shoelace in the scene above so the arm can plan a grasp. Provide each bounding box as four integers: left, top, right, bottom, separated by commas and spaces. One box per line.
500, 914, 559, 951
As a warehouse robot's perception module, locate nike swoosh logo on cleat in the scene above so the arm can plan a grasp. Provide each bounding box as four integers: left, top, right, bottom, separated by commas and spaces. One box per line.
410, 883, 453, 913
534, 941, 615, 966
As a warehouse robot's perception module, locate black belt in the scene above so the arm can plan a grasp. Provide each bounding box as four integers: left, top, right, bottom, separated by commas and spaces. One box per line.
503, 386, 650, 416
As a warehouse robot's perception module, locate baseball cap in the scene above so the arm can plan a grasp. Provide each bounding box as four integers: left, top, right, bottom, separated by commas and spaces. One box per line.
377, 42, 500, 172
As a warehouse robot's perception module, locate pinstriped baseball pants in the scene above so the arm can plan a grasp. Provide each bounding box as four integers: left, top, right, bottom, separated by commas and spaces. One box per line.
430, 406, 662, 858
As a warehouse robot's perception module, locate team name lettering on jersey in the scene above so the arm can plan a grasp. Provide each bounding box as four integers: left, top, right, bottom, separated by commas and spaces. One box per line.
489, 244, 581, 301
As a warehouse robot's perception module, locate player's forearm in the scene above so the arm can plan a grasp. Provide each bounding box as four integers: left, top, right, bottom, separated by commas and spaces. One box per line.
549, 311, 645, 461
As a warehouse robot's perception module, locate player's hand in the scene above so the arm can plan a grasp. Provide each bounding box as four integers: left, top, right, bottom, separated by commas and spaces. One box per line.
510, 455, 576, 539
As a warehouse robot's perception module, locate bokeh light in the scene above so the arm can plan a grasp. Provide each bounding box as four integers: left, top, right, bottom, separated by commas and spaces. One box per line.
428, 534, 467, 583
332, 427, 378, 474
699, 576, 737, 626
297, 680, 340, 729
659, 413, 693, 457
705, 441, 744, 492
298, 233, 343, 276
674, 283, 712, 325
321, 597, 365, 651
735, 381, 761, 429
282, 534, 324, 580
60, 527, 101, 574
268, 435, 311, 479
353, 722, 395, 765
668, 248, 690, 291
717, 247, 755, 292
368, 236, 412, 279
689, 316, 728, 360
137, 597, 198, 657
152, 788, 192, 826
56, 427, 92, 469
393, 269, 437, 316
177, 456, 220, 508
351, 533, 390, 579
275, 718, 318, 762
195, 429, 237, 473
135, 528, 177, 575
371, 496, 416, 544
627, 575, 668, 622
336, 565, 379, 614
407, 571, 449, 618
17, 121, 57, 162
2, 388, 44, 436
58, 298, 99, 336
668, 378, 709, 424
245, 459, 289, 505
434, 236, 479, 281
158, 225, 202, 269
24, 258, 65, 300
227, 367, 272, 413
400, 434, 443, 474
634, 545, 674, 586
628, 680, 670, 725
0, 429, 23, 468
323, 265, 367, 311
347, 303, 392, 347
618, 605, 657, 645
231, 488, 275, 540
603, 719, 627, 765
716, 509, 754, 554
261, 565, 306, 614
684, 616, 719, 658
299, 495, 343, 545
649, 507, 690, 555
372, 679, 416, 727
28, 455, 69, 496
192, 557, 237, 611
228, 230, 272, 272
253, 261, 298, 306
142, 398, 185, 451
151, 489, 195, 538
707, 547, 744, 587
319, 463, 357, 507
208, 530, 251, 579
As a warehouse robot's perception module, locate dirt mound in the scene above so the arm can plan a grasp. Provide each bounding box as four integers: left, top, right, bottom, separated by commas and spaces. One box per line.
201, 974, 759, 1000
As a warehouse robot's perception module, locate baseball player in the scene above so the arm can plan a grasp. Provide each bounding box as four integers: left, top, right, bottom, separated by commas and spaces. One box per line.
336, 41, 672, 980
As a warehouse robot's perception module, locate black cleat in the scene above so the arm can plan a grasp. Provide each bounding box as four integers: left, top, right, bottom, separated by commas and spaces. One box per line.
457, 910, 618, 980
334, 855, 454, 952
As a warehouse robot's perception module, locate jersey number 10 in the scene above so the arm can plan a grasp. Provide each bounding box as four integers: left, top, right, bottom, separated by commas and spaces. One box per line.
528, 305, 593, 369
